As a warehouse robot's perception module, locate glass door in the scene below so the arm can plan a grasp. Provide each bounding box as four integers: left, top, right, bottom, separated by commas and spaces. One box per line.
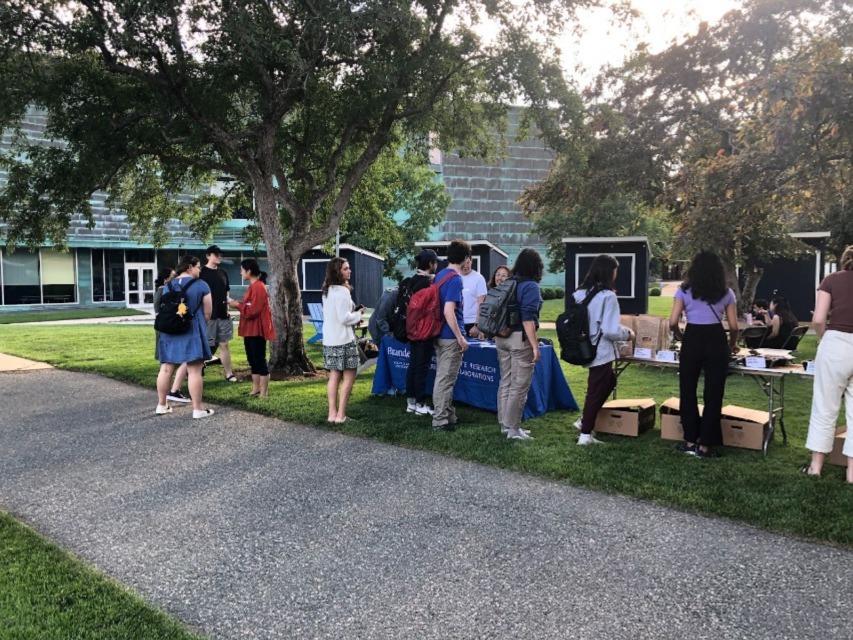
125, 262, 156, 308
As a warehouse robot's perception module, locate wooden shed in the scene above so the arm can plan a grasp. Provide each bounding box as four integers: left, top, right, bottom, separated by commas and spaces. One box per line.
298, 244, 385, 314
563, 237, 651, 315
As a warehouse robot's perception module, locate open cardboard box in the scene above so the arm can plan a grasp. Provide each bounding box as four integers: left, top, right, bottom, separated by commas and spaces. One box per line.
621, 315, 670, 354
828, 426, 847, 467
659, 397, 704, 441
595, 398, 656, 437
720, 405, 771, 450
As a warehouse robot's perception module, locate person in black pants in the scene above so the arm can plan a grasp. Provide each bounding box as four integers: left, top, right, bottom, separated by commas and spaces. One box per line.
669, 251, 739, 458
404, 249, 439, 416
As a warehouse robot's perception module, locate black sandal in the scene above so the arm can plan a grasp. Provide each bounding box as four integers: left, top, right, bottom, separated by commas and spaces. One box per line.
799, 465, 820, 477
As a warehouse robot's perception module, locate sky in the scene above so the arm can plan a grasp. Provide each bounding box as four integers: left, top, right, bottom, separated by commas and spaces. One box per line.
561, 0, 744, 85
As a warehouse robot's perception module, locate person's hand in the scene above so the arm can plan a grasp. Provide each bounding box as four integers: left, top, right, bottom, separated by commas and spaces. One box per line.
457, 335, 469, 352
228, 299, 239, 308
531, 346, 541, 363
729, 342, 740, 355
628, 329, 636, 341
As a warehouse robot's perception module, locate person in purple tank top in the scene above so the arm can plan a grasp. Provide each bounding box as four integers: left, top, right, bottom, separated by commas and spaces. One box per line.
669, 251, 739, 458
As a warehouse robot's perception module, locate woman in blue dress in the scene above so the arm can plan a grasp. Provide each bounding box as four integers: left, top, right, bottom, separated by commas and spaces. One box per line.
156, 255, 215, 419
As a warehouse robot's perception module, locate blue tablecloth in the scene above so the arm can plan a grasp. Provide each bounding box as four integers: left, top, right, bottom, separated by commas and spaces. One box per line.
371, 336, 578, 419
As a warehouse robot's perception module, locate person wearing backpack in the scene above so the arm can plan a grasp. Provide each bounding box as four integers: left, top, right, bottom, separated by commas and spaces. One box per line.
156, 255, 215, 419
402, 249, 438, 416
154, 267, 189, 404
496, 249, 544, 440
430, 239, 471, 431
572, 254, 634, 445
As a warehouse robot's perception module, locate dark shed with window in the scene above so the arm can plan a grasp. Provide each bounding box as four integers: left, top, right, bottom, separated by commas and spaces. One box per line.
414, 240, 508, 278
743, 232, 829, 322
563, 236, 651, 315
298, 244, 385, 313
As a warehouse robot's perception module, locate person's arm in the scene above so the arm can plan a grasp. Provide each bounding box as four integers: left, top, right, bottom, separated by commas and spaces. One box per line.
600, 293, 630, 342
338, 289, 363, 326
725, 302, 739, 353
812, 290, 831, 339
202, 292, 213, 321
238, 282, 264, 319
444, 301, 468, 351
669, 297, 685, 340
522, 319, 540, 363
377, 292, 395, 336
767, 314, 782, 339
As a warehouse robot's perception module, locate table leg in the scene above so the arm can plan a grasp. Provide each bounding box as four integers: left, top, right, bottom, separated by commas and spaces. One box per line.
778, 375, 787, 446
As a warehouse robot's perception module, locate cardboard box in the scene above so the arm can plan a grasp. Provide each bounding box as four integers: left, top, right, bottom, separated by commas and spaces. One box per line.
621, 314, 670, 353
828, 427, 847, 467
659, 397, 704, 441
720, 405, 771, 451
595, 399, 656, 436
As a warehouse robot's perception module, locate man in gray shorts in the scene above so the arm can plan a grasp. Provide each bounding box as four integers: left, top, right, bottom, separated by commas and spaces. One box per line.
200, 245, 238, 382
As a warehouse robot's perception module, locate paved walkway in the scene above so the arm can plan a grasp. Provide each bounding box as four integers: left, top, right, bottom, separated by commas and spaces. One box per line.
1, 367, 851, 639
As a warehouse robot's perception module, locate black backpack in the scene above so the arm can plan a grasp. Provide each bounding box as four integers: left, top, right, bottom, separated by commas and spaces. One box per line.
477, 277, 520, 339
388, 275, 427, 343
154, 279, 200, 335
556, 286, 603, 365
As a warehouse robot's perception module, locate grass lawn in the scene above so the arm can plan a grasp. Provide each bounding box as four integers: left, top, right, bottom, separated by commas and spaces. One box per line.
0, 308, 149, 324
0, 511, 202, 639
1, 319, 850, 549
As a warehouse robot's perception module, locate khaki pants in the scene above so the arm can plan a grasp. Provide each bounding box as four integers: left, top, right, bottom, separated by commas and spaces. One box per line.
432, 338, 463, 426
805, 330, 853, 456
495, 332, 536, 430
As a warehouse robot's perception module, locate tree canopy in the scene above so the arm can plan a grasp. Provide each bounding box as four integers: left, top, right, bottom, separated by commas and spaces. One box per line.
0, 0, 604, 372
522, 0, 852, 305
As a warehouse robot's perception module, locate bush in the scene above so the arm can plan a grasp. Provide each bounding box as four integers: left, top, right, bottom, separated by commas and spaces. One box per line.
540, 287, 555, 300
649, 287, 662, 296
555, 287, 565, 299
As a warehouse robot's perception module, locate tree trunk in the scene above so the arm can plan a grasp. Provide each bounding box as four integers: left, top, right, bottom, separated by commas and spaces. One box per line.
740, 264, 764, 317
253, 184, 317, 376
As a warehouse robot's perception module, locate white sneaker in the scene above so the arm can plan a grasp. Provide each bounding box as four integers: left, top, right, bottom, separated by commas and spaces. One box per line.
414, 404, 434, 416
387, 388, 398, 396
155, 404, 172, 415
573, 418, 583, 431
501, 425, 530, 435
406, 400, 417, 413
507, 428, 533, 440
192, 408, 215, 419
577, 433, 603, 446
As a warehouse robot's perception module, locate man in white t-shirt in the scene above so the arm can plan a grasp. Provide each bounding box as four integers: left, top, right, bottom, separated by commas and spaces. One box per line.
460, 256, 487, 337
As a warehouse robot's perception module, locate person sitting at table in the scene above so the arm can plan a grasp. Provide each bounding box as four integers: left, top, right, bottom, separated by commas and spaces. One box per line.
669, 251, 739, 459
802, 244, 853, 482
760, 296, 798, 350
403, 249, 439, 416
573, 254, 634, 446
751, 299, 770, 325
496, 249, 544, 441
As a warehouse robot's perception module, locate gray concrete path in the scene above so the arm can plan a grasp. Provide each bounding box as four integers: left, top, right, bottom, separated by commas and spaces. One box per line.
0, 369, 850, 639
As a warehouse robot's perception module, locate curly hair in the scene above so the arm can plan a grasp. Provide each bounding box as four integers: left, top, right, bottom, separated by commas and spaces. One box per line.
512, 248, 544, 282
322, 257, 350, 296
579, 254, 619, 291
488, 265, 511, 288
681, 251, 728, 303
841, 245, 853, 271
446, 239, 472, 265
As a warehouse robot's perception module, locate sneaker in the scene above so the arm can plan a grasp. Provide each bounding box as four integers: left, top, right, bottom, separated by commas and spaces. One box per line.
573, 418, 583, 431
166, 390, 191, 403
432, 422, 456, 432
695, 448, 721, 459
206, 357, 221, 366
406, 400, 417, 413
507, 428, 533, 440
155, 404, 172, 415
414, 404, 434, 416
192, 408, 215, 419
501, 425, 530, 435
386, 388, 398, 396
675, 443, 697, 455
577, 433, 602, 445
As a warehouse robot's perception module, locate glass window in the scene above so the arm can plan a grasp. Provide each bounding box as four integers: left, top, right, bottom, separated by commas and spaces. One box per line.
106, 250, 125, 302
302, 259, 329, 291
2, 249, 41, 305
92, 249, 106, 302
157, 250, 180, 274
125, 249, 155, 262
41, 249, 77, 303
